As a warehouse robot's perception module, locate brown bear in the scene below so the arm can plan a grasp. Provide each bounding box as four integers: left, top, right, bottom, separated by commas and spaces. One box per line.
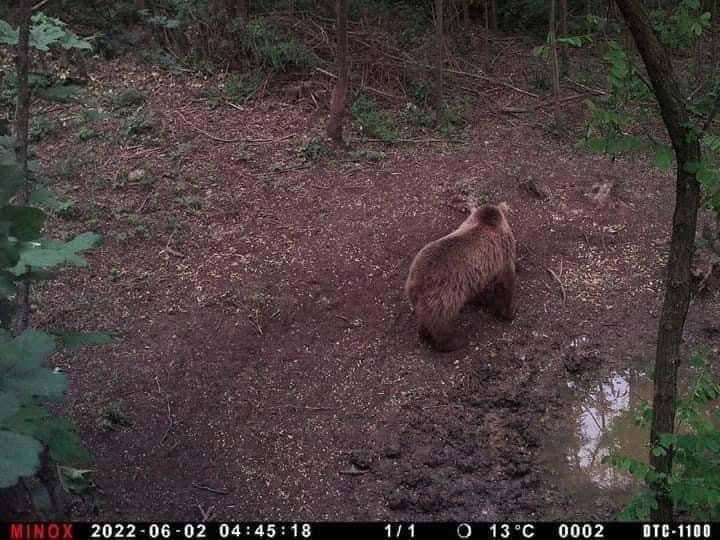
405, 202, 516, 352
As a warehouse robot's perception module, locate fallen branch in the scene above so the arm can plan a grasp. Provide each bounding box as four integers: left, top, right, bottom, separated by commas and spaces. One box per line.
546, 261, 566, 304
567, 79, 607, 96
176, 110, 294, 145
32, 0, 51, 11
349, 137, 462, 144
315, 67, 403, 101
501, 93, 589, 114
192, 484, 230, 496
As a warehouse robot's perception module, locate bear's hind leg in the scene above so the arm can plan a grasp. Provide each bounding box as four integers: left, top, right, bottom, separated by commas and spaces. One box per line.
492, 265, 516, 321
417, 304, 466, 352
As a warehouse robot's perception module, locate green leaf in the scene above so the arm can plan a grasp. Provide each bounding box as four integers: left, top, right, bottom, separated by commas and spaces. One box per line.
4, 369, 67, 399
64, 232, 101, 252
13, 329, 56, 369
704, 135, 720, 153
47, 426, 90, 464
0, 19, 18, 45
684, 160, 702, 174
652, 446, 668, 456
0, 392, 20, 421
0, 206, 46, 241
0, 238, 20, 271
11, 232, 101, 274
690, 352, 706, 369
0, 430, 42, 488
58, 465, 94, 494
56, 330, 113, 350
0, 162, 25, 206
654, 144, 674, 171
29, 14, 92, 51
0, 270, 16, 296
36, 85, 83, 103
29, 186, 73, 212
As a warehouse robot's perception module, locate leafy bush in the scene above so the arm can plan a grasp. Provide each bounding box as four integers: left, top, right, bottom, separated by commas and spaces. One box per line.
243, 19, 316, 73
111, 88, 147, 110
223, 72, 263, 103
0, 137, 103, 491
608, 353, 720, 520
299, 139, 331, 161
351, 95, 397, 141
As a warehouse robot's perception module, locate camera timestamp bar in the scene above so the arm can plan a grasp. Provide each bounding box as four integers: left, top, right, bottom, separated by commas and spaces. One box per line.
2, 522, 716, 540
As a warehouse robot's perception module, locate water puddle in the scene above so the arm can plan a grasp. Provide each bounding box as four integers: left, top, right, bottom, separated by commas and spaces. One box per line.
563, 369, 652, 488
543, 366, 653, 504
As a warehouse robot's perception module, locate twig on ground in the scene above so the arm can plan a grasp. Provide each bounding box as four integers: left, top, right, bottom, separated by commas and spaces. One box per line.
567, 79, 607, 96
155, 376, 174, 444
176, 110, 294, 145
546, 262, 566, 304
32, 0, 51, 11
193, 484, 229, 496
349, 137, 460, 144
197, 504, 215, 521
249, 311, 263, 335
501, 93, 588, 114
315, 67, 403, 101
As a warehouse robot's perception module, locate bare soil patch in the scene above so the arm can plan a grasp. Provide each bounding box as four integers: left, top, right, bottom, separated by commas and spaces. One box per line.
7, 55, 719, 521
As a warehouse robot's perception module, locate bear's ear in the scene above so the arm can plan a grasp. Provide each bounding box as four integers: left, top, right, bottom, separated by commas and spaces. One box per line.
498, 202, 511, 217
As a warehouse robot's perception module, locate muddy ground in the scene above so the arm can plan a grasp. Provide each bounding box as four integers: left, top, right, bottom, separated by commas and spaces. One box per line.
4, 53, 720, 521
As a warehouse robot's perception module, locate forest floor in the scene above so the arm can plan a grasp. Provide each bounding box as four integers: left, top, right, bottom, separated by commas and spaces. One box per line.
11, 49, 720, 521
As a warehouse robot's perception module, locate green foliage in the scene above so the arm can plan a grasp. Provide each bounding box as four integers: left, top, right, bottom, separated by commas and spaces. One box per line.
0, 13, 92, 51
299, 139, 331, 161
111, 88, 147, 110
243, 20, 316, 73
122, 109, 158, 138
608, 353, 720, 520
533, 33, 593, 61
604, 40, 651, 105
349, 148, 386, 162
0, 136, 103, 491
651, 0, 711, 50
0, 329, 91, 488
223, 72, 263, 103
351, 95, 397, 142
438, 99, 469, 141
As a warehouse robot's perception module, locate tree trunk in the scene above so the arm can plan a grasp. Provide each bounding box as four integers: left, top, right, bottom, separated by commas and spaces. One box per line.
549, 0, 562, 127
462, 0, 470, 28
239, 0, 249, 25
712, 0, 718, 80
484, 0, 491, 70
559, 0, 569, 76
490, 0, 498, 30
14, 0, 31, 333
614, 0, 703, 522
14, 2, 30, 205
326, 0, 348, 143
432, 0, 444, 116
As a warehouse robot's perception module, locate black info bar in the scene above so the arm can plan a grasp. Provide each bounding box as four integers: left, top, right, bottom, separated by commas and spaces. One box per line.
2, 522, 716, 540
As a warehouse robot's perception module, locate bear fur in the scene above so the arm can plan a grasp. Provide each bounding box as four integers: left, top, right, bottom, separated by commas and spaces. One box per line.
405, 202, 516, 352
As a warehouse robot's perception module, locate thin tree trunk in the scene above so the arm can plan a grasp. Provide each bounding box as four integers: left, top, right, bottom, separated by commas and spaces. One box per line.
490, 0, 498, 30
433, 0, 444, 116
326, 0, 348, 143
712, 0, 718, 80
559, 0, 569, 76
484, 0, 491, 70
462, 0, 470, 28
549, 0, 562, 127
239, 0, 249, 24
614, 0, 703, 522
14, 0, 31, 333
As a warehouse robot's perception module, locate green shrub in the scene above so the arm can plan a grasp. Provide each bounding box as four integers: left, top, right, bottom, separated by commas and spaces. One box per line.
351, 95, 397, 141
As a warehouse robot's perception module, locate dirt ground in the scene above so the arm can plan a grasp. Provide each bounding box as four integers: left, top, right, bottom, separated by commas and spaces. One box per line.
7, 53, 720, 521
